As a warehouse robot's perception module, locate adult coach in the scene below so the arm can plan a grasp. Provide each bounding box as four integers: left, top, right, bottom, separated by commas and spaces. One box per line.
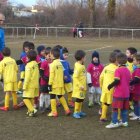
0, 13, 5, 60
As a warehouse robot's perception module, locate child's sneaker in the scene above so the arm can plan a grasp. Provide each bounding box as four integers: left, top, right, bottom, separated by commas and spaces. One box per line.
48, 112, 58, 117
88, 102, 93, 108
106, 123, 119, 129
100, 118, 108, 122
129, 112, 135, 117
17, 101, 25, 108
130, 115, 139, 121
73, 113, 81, 119
0, 106, 9, 111
13, 105, 19, 110
98, 108, 102, 115
28, 109, 38, 117
68, 101, 74, 108
65, 109, 71, 116
119, 122, 128, 127
79, 112, 86, 117
130, 105, 134, 110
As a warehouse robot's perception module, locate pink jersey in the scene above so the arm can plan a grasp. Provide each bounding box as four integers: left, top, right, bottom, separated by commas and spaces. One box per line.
87, 63, 104, 87
113, 66, 131, 98
40, 60, 50, 86
131, 68, 140, 94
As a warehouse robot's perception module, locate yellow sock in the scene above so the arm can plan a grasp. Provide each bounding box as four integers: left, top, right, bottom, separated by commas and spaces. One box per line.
12, 92, 17, 106
74, 102, 80, 113
59, 96, 69, 111
51, 99, 57, 113
5, 93, 10, 108
68, 92, 72, 104
31, 98, 34, 106
118, 109, 121, 120
100, 104, 108, 119
23, 99, 34, 112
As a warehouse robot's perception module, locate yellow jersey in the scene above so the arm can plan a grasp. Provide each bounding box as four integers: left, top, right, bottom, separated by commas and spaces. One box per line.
100, 63, 118, 94
126, 61, 133, 73
49, 59, 64, 88
72, 62, 87, 99
23, 61, 39, 90
0, 57, 18, 83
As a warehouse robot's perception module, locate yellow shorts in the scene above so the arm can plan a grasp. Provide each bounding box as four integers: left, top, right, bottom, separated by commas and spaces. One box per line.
64, 83, 73, 93
4, 82, 18, 92
23, 88, 39, 98
72, 90, 86, 99
100, 92, 113, 104
50, 87, 65, 95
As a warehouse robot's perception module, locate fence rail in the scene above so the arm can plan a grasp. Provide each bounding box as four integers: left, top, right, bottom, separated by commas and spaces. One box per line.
4, 27, 140, 40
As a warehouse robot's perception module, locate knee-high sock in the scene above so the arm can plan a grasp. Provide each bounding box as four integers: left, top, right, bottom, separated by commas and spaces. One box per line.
96, 94, 101, 103
5, 93, 10, 108
74, 102, 80, 113
121, 109, 128, 123
68, 92, 72, 104
112, 109, 118, 124
23, 99, 34, 112
45, 94, 50, 108
88, 93, 93, 104
50, 99, 57, 113
118, 109, 121, 120
12, 92, 17, 106
100, 104, 108, 119
39, 93, 45, 107
59, 96, 69, 111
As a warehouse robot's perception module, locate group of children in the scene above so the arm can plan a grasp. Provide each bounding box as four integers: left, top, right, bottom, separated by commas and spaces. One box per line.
0, 42, 139, 129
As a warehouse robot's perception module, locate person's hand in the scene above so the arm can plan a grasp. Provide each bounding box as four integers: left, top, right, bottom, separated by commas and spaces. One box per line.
108, 84, 112, 91
80, 86, 84, 91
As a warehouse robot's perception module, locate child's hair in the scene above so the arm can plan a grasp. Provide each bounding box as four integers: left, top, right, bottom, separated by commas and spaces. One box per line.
54, 45, 63, 50
23, 41, 29, 50
127, 47, 137, 55
28, 42, 35, 50
27, 50, 37, 61
62, 47, 69, 54
37, 45, 45, 54
51, 47, 60, 59
2, 47, 11, 56
45, 47, 51, 55
113, 49, 121, 53
134, 53, 140, 61
109, 52, 117, 63
116, 53, 127, 65
75, 50, 86, 61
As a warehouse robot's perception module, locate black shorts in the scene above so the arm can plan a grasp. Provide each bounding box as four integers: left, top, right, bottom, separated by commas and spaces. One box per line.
40, 85, 48, 93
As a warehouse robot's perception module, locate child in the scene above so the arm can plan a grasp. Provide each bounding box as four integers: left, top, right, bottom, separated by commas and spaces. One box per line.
72, 50, 87, 119
106, 53, 131, 128
130, 54, 140, 121
72, 24, 77, 38
48, 47, 71, 117
60, 47, 74, 108
39, 48, 52, 112
100, 52, 118, 122
23, 50, 39, 117
87, 51, 104, 107
0, 47, 18, 111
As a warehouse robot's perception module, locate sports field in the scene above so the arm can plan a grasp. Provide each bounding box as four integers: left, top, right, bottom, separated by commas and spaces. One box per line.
0, 37, 140, 140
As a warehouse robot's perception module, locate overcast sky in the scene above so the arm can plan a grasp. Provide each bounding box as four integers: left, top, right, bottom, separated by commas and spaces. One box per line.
9, 0, 36, 6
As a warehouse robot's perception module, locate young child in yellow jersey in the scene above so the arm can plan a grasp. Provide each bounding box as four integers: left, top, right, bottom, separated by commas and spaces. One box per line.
72, 50, 87, 119
100, 52, 118, 122
23, 50, 39, 117
48, 47, 71, 117
0, 47, 18, 111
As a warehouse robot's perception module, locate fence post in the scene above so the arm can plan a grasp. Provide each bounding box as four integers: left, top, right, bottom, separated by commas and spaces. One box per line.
99, 28, 101, 39
56, 28, 58, 38
132, 29, 134, 40
25, 27, 27, 38
16, 27, 19, 38
31, 28, 33, 37
12, 28, 14, 38
108, 28, 111, 39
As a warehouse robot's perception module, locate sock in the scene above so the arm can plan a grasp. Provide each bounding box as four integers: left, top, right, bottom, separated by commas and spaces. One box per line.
23, 99, 34, 112
39, 93, 45, 107
74, 102, 80, 113
12, 92, 17, 106
5, 93, 10, 108
100, 104, 108, 119
97, 94, 101, 103
45, 94, 50, 108
118, 109, 121, 120
68, 92, 72, 104
112, 109, 118, 124
121, 110, 128, 123
79, 102, 83, 112
88, 93, 93, 104
50, 99, 57, 113
59, 96, 69, 111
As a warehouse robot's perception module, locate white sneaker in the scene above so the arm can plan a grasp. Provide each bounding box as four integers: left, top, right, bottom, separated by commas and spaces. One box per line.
130, 115, 139, 121
129, 112, 135, 117
106, 123, 119, 129
119, 122, 128, 127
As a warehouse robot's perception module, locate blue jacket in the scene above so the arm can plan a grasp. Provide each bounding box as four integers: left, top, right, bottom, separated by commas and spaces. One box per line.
60, 49, 73, 83
0, 27, 5, 52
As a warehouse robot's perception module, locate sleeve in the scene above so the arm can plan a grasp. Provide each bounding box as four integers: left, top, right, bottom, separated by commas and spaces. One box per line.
99, 68, 105, 88
87, 64, 92, 73
0, 29, 5, 52
87, 72, 92, 84
0, 62, 3, 79
68, 63, 73, 75
23, 66, 32, 90
48, 63, 55, 85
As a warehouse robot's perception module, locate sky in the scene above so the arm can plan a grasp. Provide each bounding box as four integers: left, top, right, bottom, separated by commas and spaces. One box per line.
9, 0, 36, 6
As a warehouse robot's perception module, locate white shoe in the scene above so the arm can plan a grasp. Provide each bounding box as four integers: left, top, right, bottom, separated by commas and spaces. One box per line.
130, 115, 139, 121
119, 122, 128, 127
129, 112, 135, 117
106, 123, 119, 129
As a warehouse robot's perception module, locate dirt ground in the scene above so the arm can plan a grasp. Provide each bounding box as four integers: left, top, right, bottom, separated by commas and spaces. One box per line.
0, 37, 139, 140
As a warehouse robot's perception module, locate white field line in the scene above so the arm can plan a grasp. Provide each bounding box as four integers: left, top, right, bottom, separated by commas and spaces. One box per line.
0, 45, 113, 105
